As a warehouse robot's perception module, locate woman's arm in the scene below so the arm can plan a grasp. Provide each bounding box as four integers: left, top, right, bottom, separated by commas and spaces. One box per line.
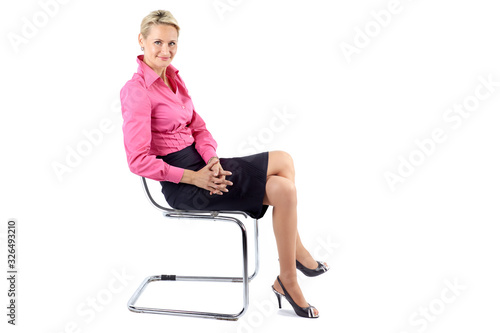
121, 82, 185, 183
189, 110, 218, 163
121, 82, 231, 195
176, 73, 218, 163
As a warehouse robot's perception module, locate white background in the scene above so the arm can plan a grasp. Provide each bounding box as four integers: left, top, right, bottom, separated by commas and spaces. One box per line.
1, 0, 499, 332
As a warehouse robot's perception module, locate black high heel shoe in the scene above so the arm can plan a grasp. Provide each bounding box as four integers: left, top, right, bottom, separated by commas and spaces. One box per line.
271, 276, 319, 318
296, 260, 329, 277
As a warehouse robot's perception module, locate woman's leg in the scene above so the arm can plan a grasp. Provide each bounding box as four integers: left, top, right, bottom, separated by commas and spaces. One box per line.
263, 151, 321, 315
266, 151, 326, 270
264, 175, 318, 313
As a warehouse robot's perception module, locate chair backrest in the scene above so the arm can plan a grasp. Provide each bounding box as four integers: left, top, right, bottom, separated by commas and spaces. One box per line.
141, 177, 174, 212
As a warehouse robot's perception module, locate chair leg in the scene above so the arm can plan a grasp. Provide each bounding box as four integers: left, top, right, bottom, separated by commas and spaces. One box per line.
249, 218, 259, 281
127, 215, 258, 321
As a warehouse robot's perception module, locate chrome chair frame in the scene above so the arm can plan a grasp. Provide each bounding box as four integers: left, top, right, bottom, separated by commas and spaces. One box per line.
127, 177, 260, 321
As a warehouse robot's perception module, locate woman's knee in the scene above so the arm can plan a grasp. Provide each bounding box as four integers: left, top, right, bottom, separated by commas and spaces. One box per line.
265, 176, 297, 206
268, 151, 295, 178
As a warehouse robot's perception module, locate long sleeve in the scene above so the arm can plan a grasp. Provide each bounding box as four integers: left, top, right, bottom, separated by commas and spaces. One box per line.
190, 110, 218, 163
176, 74, 218, 162
120, 82, 185, 183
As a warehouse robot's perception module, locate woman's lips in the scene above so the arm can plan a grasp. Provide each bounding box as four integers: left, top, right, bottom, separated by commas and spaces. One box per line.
159, 57, 170, 61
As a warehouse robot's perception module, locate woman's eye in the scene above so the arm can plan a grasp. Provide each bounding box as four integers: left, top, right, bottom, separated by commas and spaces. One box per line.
154, 41, 162, 46
169, 42, 176, 46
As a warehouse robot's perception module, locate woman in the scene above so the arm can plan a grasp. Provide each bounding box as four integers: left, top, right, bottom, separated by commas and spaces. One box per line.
120, 10, 329, 319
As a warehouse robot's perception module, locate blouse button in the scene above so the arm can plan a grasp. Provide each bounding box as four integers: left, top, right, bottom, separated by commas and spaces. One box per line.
182, 105, 185, 109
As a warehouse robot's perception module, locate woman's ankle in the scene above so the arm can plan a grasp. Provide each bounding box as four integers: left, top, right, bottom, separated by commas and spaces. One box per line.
278, 271, 298, 283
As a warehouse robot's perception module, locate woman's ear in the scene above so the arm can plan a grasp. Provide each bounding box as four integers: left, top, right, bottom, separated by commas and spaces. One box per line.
138, 33, 144, 49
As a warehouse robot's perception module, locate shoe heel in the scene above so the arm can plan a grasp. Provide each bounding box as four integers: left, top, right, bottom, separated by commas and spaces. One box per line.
272, 287, 282, 309
276, 276, 319, 318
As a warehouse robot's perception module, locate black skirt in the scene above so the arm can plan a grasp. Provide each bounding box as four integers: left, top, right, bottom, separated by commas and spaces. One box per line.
157, 144, 269, 219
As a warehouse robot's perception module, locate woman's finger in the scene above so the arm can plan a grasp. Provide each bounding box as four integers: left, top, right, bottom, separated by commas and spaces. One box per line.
206, 158, 219, 173
208, 179, 228, 193
212, 177, 233, 188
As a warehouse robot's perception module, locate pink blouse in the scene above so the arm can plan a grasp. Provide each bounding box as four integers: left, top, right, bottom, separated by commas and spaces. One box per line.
120, 55, 218, 183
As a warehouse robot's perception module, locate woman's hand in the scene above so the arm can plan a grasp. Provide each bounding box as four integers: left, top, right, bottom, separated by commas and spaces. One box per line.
180, 158, 232, 195
208, 158, 232, 195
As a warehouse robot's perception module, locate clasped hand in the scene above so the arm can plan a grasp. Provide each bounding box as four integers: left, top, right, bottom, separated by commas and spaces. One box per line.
191, 158, 233, 195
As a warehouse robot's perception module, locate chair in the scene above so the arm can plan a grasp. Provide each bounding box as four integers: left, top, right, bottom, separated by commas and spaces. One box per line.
127, 177, 260, 321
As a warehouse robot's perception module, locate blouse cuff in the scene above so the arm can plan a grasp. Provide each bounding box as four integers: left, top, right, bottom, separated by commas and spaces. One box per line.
166, 165, 185, 184
200, 148, 218, 164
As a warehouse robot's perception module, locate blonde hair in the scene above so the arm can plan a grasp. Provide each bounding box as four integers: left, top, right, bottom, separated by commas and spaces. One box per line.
140, 10, 180, 39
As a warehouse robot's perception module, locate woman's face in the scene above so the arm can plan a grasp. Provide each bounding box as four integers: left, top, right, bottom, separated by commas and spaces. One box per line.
139, 24, 178, 75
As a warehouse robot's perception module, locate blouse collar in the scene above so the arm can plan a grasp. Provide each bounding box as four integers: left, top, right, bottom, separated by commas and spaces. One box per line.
136, 54, 179, 88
